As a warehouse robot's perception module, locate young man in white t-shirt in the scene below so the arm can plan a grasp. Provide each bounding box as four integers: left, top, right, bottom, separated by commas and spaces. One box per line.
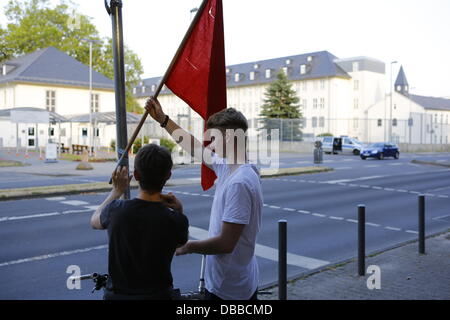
145, 97, 263, 300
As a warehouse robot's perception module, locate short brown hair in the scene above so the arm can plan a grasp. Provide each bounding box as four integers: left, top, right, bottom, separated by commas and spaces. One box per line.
134, 144, 172, 192
206, 108, 248, 132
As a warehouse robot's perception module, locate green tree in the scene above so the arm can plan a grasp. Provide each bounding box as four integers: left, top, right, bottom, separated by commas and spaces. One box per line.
259, 71, 303, 141
0, 0, 143, 113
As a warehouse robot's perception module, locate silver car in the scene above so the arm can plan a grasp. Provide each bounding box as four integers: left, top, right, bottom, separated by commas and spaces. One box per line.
322, 136, 363, 155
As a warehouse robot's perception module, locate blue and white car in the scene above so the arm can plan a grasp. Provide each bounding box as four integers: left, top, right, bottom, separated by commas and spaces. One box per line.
322, 136, 364, 155
360, 143, 400, 160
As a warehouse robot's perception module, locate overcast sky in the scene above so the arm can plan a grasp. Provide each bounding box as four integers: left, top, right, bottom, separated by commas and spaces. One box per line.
1, 0, 450, 98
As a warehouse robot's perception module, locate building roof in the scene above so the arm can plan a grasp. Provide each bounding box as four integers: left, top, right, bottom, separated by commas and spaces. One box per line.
67, 112, 143, 124
0, 47, 114, 90
0, 107, 68, 123
133, 50, 353, 98
408, 94, 450, 111
395, 66, 409, 87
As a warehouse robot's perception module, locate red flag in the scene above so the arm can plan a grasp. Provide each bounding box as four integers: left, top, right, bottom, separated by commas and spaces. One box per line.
165, 0, 226, 191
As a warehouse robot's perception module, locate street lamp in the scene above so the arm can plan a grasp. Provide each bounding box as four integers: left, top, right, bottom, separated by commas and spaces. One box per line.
389, 61, 398, 143
82, 38, 102, 156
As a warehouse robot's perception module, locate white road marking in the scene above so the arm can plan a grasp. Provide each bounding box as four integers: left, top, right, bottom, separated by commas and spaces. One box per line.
384, 188, 395, 191
282, 208, 296, 212
385, 226, 401, 231
397, 189, 408, 193
84, 205, 100, 210
329, 216, 344, 221
334, 167, 352, 170
346, 219, 358, 223
297, 210, 310, 214
437, 195, 449, 198
372, 186, 383, 190
365, 222, 381, 227
326, 176, 385, 184
0, 209, 93, 223
188, 226, 329, 270
269, 205, 280, 209
364, 165, 380, 168
406, 230, 419, 234
312, 213, 327, 218
45, 197, 66, 201
0, 245, 108, 268
61, 200, 89, 206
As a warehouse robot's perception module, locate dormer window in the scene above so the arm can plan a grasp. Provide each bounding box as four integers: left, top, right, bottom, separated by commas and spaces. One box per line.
141, 86, 146, 93
282, 67, 289, 75
352, 62, 359, 72
286, 59, 292, 65
234, 73, 240, 82
265, 69, 271, 79
132, 87, 137, 94
151, 84, 156, 92
307, 56, 313, 62
226, 68, 231, 74
404, 85, 408, 91
300, 64, 306, 75
249, 71, 256, 81
397, 85, 401, 91
253, 64, 259, 69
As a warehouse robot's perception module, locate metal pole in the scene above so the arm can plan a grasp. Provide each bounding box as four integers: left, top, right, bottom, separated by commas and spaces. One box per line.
419, 195, 425, 254
358, 204, 365, 276
89, 41, 93, 157
108, 0, 130, 199
278, 219, 287, 300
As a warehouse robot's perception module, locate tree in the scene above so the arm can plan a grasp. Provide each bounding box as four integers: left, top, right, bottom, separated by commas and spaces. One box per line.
259, 71, 303, 141
0, 0, 144, 113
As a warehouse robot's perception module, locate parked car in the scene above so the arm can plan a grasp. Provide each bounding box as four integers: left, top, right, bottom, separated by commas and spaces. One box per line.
322, 136, 364, 155
360, 143, 400, 160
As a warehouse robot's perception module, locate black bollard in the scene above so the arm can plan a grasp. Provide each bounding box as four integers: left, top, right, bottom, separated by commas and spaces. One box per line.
278, 220, 287, 300
358, 205, 365, 276
419, 195, 425, 254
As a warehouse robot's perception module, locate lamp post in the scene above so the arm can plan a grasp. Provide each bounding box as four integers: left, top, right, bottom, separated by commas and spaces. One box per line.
82, 38, 102, 157
389, 61, 397, 143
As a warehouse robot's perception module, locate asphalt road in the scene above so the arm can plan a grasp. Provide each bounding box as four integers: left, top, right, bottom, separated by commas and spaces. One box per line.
1, 153, 450, 299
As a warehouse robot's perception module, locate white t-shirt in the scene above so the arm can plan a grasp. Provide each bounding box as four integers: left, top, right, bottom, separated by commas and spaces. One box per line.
204, 154, 263, 300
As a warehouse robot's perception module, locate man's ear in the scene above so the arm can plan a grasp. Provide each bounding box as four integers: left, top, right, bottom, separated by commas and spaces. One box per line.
134, 169, 140, 181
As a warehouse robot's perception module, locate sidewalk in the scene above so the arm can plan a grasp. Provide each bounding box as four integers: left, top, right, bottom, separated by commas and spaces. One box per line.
262, 231, 450, 300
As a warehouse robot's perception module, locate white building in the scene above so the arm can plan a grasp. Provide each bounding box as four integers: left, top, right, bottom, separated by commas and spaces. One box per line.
0, 47, 117, 149
134, 51, 450, 144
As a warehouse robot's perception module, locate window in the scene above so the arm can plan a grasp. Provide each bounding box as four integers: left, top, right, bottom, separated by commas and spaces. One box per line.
312, 117, 318, 128
354, 80, 359, 90
319, 117, 325, 127
249, 71, 255, 81
282, 67, 288, 75
48, 127, 54, 136
320, 79, 325, 90
28, 127, 35, 136
302, 99, 307, 110
234, 73, 240, 82
226, 68, 231, 73
393, 118, 397, 127
302, 81, 307, 91
253, 64, 259, 69
286, 59, 291, 65
141, 86, 146, 93
46, 90, 56, 112
313, 80, 318, 90
91, 93, 99, 113
307, 56, 313, 62
352, 62, 359, 72
265, 69, 271, 78
132, 87, 136, 94
354, 98, 359, 109
397, 85, 402, 91
82, 128, 88, 137
300, 64, 306, 75
320, 98, 325, 109
151, 85, 156, 92
353, 118, 359, 129
313, 98, 318, 109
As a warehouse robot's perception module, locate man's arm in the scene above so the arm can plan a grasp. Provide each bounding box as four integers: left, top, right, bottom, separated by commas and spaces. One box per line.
90, 166, 130, 230
145, 97, 213, 169
176, 221, 245, 255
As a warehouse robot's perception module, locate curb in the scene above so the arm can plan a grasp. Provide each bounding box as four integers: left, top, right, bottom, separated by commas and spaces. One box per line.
259, 228, 450, 293
0, 166, 333, 201
411, 159, 450, 168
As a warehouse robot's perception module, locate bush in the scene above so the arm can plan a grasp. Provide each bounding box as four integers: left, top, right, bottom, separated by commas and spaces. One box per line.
317, 133, 333, 137
110, 139, 116, 151
160, 138, 177, 152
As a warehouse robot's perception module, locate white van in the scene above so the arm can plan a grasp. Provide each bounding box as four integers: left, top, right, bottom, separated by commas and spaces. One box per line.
321, 136, 363, 155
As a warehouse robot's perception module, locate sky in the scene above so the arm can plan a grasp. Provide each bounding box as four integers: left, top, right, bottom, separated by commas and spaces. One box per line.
1, 0, 450, 98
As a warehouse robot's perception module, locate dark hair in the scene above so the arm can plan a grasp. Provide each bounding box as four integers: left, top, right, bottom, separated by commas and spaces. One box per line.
134, 144, 172, 192
206, 108, 248, 132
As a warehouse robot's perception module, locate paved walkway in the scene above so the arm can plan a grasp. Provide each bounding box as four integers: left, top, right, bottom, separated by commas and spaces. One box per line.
263, 231, 450, 300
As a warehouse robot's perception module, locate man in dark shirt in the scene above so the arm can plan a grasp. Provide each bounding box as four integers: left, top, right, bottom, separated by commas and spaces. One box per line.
90, 144, 188, 300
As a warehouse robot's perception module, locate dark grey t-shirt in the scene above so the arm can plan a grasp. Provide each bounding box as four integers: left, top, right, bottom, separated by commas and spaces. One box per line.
100, 198, 188, 295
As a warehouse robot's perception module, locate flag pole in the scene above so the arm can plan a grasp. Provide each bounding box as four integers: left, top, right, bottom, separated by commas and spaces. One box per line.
109, 0, 210, 184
